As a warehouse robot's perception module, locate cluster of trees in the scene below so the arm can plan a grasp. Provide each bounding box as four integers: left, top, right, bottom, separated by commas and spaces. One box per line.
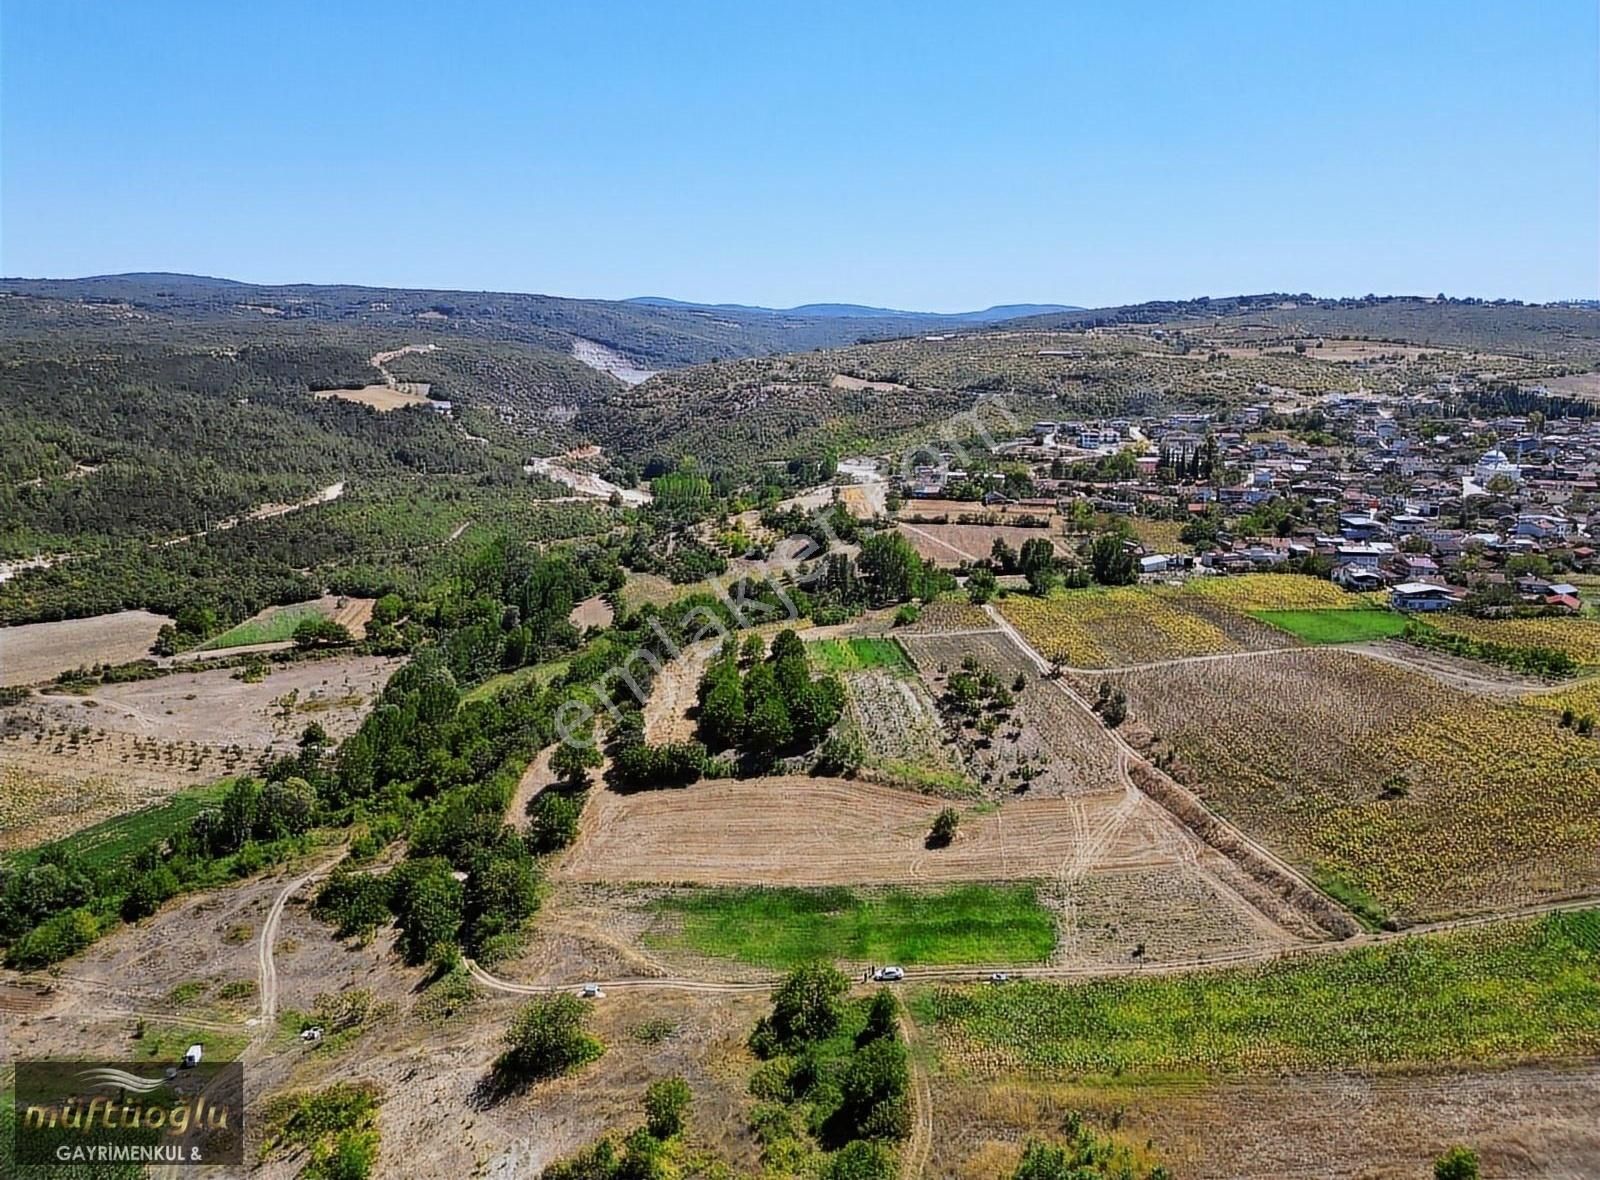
967, 535, 1063, 601
0, 478, 613, 631
696, 630, 845, 766
617, 521, 728, 585
746, 965, 910, 1179
1088, 534, 1138, 586
0, 763, 324, 969
610, 710, 711, 790
1153, 434, 1219, 482
490, 994, 605, 1093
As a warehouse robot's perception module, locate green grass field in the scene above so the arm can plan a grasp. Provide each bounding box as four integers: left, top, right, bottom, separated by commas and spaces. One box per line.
2, 780, 233, 873
1252, 607, 1408, 644
807, 637, 911, 674
916, 909, 1600, 1077
462, 659, 570, 703
200, 602, 326, 650
647, 884, 1055, 968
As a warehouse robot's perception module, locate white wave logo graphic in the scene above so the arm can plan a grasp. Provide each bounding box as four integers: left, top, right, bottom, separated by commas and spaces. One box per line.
75, 1067, 169, 1093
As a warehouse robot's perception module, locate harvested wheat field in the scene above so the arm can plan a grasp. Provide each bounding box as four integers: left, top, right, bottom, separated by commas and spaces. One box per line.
557, 777, 1190, 886
0, 609, 170, 685
312, 382, 435, 410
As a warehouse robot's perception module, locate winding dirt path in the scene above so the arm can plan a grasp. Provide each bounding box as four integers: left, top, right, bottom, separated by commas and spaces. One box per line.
898, 1011, 934, 1180
253, 853, 344, 1041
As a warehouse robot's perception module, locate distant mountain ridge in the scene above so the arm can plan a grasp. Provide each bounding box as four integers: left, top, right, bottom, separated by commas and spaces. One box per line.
628, 296, 1081, 322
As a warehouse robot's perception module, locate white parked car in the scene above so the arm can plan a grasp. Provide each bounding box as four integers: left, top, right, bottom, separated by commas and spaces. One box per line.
580, 983, 605, 999
872, 966, 905, 982
988, 972, 1010, 984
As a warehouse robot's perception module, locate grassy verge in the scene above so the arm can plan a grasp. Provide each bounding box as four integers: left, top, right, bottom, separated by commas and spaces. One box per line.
808, 637, 911, 674
1251, 608, 1408, 644
199, 602, 326, 650
647, 883, 1055, 968
1313, 867, 1390, 931
131, 1022, 251, 1066
915, 909, 1600, 1076
866, 757, 981, 797
462, 659, 570, 703
1, 780, 233, 873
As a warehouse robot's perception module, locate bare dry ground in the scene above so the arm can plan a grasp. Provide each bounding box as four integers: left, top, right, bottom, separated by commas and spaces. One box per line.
1540, 371, 1600, 401
312, 382, 434, 410
0, 656, 397, 848
0, 609, 170, 686
642, 639, 719, 745
21, 655, 398, 749
897, 522, 1069, 567
568, 594, 616, 630
0, 862, 768, 1180
556, 777, 1192, 887
926, 1067, 1600, 1180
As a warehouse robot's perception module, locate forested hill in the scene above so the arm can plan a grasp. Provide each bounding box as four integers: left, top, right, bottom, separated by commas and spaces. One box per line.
0, 274, 1014, 369
1002, 294, 1600, 360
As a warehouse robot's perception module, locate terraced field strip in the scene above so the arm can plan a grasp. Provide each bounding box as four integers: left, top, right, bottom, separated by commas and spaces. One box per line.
1, 779, 233, 872
913, 907, 1600, 1077
645, 883, 1057, 969
808, 636, 912, 673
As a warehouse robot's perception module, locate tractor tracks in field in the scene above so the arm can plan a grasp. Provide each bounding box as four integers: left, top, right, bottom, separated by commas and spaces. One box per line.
982, 604, 1364, 941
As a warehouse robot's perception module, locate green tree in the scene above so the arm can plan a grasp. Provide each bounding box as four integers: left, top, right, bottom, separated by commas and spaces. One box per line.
858, 532, 924, 605
862, 988, 899, 1043
551, 736, 603, 787
643, 1075, 691, 1140
1434, 1147, 1480, 1180
745, 693, 794, 760
256, 776, 317, 839
699, 671, 747, 751
835, 1035, 911, 1141
928, 807, 960, 847
966, 567, 998, 605
824, 1140, 897, 1180
390, 858, 464, 965
218, 777, 262, 853
1089, 534, 1137, 586
755, 963, 850, 1052
493, 994, 603, 1089
294, 617, 354, 649
465, 854, 541, 952
991, 537, 1018, 573
526, 790, 584, 854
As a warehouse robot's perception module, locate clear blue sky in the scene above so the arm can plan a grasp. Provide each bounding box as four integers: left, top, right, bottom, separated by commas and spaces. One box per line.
3, 1, 1596, 308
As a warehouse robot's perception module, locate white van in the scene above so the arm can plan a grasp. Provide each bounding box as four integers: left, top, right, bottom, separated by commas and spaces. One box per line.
182, 1044, 203, 1068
